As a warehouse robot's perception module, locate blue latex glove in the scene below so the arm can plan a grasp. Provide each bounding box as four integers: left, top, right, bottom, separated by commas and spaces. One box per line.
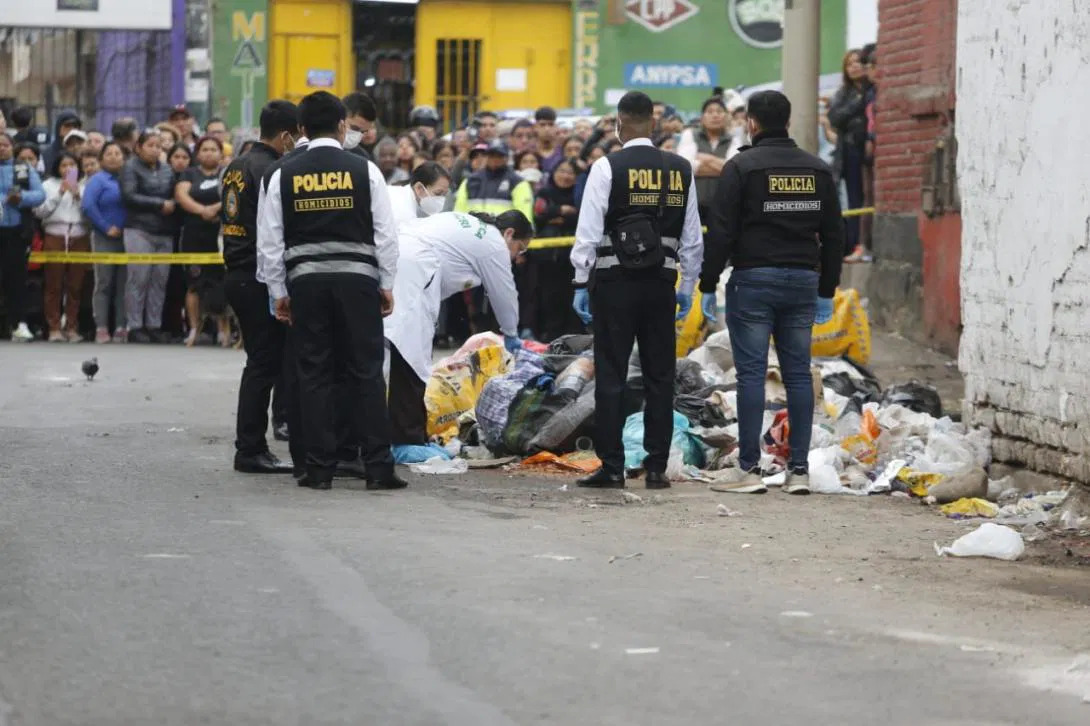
815, 297, 834, 325
503, 334, 523, 353
700, 292, 717, 322
573, 289, 592, 325
675, 292, 692, 321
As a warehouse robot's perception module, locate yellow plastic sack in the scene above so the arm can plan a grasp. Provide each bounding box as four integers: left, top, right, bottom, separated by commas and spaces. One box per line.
897, 468, 945, 497
939, 498, 999, 518
675, 289, 707, 358
811, 287, 871, 364
425, 345, 508, 441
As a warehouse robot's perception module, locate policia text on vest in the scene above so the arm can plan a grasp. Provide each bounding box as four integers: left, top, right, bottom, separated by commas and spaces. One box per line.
256, 97, 403, 492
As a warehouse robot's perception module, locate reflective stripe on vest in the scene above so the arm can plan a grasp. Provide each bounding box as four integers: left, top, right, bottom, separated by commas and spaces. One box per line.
284, 240, 379, 281
594, 236, 679, 270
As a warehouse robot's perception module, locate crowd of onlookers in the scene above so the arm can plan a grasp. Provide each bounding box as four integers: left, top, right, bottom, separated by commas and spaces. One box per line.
0, 44, 876, 345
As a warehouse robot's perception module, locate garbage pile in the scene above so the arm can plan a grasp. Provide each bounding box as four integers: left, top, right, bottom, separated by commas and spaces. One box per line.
417, 328, 1082, 547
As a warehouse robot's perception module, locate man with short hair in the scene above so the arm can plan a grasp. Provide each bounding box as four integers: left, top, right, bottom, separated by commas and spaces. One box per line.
570, 91, 703, 490
700, 90, 844, 496
509, 120, 535, 156
222, 100, 302, 475
110, 118, 138, 156
534, 105, 563, 173
474, 111, 498, 144
342, 92, 378, 160
257, 90, 404, 492
205, 117, 228, 144
11, 106, 48, 146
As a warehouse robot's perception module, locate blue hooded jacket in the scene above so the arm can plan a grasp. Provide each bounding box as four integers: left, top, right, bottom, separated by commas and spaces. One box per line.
0, 158, 46, 229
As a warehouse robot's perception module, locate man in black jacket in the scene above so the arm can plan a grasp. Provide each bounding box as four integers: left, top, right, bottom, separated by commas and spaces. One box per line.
222, 100, 300, 474
700, 90, 844, 496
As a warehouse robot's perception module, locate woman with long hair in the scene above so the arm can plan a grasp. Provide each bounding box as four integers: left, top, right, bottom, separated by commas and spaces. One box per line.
174, 136, 227, 346
119, 130, 177, 343
34, 151, 90, 342
81, 141, 128, 343
828, 48, 870, 259
395, 133, 420, 177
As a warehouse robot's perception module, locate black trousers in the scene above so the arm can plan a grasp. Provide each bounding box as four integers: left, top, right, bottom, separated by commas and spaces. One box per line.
389, 343, 428, 445
290, 274, 393, 480
0, 226, 29, 330
225, 275, 285, 457
591, 276, 676, 475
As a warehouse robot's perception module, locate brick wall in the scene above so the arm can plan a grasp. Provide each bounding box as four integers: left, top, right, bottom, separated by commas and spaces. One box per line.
958, 0, 1090, 485
874, 0, 957, 213
866, 0, 961, 353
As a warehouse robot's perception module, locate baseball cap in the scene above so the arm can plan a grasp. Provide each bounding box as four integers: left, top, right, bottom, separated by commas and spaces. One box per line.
63, 129, 89, 144
168, 105, 192, 120
468, 142, 490, 157
485, 139, 508, 156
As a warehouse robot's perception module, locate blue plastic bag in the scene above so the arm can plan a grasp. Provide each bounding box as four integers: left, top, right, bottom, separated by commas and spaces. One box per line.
393, 443, 453, 465
622, 411, 705, 470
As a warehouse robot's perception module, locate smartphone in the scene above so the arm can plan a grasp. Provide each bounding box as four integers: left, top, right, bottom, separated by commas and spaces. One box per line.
65, 167, 78, 187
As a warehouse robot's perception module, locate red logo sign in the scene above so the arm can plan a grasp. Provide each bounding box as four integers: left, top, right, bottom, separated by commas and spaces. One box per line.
625, 0, 700, 33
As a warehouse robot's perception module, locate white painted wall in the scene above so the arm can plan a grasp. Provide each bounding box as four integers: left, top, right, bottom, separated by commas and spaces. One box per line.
5, 0, 172, 30
847, 0, 878, 48
957, 0, 1090, 482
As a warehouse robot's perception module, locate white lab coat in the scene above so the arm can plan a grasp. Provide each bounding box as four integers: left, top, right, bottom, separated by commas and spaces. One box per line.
384, 229, 442, 382
404, 212, 520, 336
388, 183, 420, 230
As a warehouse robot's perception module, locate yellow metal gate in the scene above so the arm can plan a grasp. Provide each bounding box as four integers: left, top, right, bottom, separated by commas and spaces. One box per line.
434, 38, 482, 133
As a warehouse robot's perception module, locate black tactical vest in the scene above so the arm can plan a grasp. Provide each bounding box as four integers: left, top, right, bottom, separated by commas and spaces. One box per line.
278, 144, 376, 284
597, 143, 692, 284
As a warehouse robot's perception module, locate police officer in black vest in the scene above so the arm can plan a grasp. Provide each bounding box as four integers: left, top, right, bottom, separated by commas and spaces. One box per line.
222, 100, 300, 475
256, 91, 405, 491
569, 91, 704, 490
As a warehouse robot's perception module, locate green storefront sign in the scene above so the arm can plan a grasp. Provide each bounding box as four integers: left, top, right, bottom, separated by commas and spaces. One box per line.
574, 0, 849, 116
212, 0, 269, 130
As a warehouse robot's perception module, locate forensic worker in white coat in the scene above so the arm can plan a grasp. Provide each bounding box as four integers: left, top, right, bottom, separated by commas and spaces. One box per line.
387, 161, 451, 229
383, 208, 534, 445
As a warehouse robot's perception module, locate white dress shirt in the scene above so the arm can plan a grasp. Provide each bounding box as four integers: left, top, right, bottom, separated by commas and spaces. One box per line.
402, 212, 520, 337
256, 137, 398, 299
570, 137, 704, 296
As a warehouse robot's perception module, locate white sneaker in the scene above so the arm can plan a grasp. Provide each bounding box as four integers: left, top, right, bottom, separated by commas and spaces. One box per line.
784, 470, 811, 496
11, 323, 33, 342
709, 467, 768, 494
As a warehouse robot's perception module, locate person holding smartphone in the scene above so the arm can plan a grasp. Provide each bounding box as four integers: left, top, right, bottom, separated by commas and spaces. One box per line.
0, 132, 47, 341
34, 152, 91, 342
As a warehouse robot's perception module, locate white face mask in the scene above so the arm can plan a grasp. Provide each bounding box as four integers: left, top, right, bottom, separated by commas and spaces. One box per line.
419, 194, 446, 216
343, 129, 363, 150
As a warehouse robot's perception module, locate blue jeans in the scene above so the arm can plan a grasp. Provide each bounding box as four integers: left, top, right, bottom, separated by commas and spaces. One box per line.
726, 267, 818, 472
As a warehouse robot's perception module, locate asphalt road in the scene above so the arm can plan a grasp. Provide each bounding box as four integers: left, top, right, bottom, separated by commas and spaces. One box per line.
1, 343, 1088, 726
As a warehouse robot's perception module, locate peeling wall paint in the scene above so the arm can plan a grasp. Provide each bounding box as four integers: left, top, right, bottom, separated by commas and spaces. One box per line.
958, 0, 1090, 483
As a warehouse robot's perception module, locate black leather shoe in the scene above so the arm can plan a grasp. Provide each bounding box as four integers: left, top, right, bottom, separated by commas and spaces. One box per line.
292, 466, 305, 480
645, 471, 671, 489
335, 457, 368, 479
366, 473, 409, 491
298, 474, 332, 490
273, 422, 290, 441
577, 469, 626, 488
234, 451, 294, 474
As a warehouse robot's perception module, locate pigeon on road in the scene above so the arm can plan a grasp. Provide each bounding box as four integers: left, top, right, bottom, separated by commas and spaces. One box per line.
81, 358, 99, 381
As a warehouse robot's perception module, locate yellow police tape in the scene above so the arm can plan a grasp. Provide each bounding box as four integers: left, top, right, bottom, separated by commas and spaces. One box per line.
28, 207, 877, 262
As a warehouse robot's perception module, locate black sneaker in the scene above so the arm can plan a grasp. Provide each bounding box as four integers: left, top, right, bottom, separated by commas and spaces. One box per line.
366, 473, 409, 491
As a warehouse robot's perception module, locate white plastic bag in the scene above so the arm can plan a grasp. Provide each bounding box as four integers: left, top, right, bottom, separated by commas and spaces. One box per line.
810, 465, 843, 494
408, 457, 469, 475
934, 523, 1025, 561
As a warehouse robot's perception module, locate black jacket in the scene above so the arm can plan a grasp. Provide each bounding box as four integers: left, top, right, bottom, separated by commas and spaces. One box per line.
701, 133, 844, 298
221, 141, 280, 276
119, 156, 176, 236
